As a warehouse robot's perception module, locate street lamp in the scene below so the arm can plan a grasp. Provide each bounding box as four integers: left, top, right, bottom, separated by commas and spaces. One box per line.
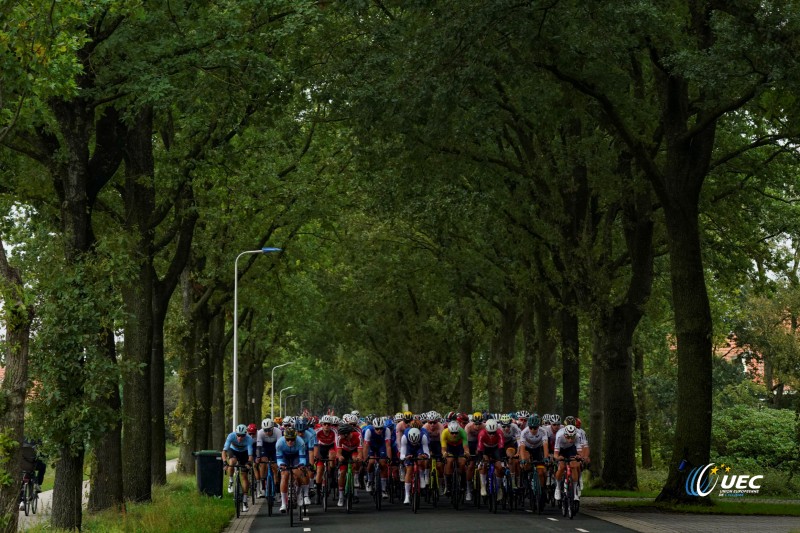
233, 247, 281, 431
271, 361, 296, 420
283, 394, 297, 417
279, 386, 294, 418
300, 399, 310, 412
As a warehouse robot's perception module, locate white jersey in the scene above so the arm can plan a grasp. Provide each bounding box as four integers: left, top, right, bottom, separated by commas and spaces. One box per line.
500, 423, 521, 445
553, 427, 584, 453
257, 427, 282, 447
519, 426, 548, 449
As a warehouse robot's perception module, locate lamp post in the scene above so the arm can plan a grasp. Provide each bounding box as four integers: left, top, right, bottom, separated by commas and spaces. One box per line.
271, 361, 296, 420
233, 247, 281, 431
279, 386, 294, 418
300, 399, 310, 412
283, 394, 297, 417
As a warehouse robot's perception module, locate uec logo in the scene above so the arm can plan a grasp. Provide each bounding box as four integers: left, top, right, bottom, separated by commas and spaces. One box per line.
685, 463, 764, 496
685, 463, 718, 497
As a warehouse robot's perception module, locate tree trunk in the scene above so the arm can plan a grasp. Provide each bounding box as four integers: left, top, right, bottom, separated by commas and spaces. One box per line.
655, 200, 713, 503
559, 290, 580, 417
0, 242, 33, 533
634, 345, 652, 469
458, 333, 473, 412
51, 448, 85, 530
588, 332, 604, 479
194, 308, 211, 452
151, 312, 167, 485
487, 336, 500, 412
88, 328, 123, 513
177, 268, 198, 474
499, 302, 519, 412
209, 312, 227, 450
521, 299, 537, 408
121, 106, 155, 502
535, 294, 557, 414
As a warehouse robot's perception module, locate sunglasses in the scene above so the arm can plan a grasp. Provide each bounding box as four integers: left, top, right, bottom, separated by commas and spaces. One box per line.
285, 438, 296, 442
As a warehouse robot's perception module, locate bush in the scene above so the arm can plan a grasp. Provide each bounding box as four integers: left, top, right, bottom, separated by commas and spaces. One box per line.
712, 405, 796, 469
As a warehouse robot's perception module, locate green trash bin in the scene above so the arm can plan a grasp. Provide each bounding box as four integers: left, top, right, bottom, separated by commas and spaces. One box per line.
193, 450, 223, 497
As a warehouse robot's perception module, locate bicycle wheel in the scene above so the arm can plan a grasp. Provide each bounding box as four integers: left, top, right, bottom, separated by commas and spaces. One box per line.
289, 480, 295, 527
375, 464, 383, 510
23, 481, 31, 516
561, 480, 568, 517
503, 471, 513, 511
345, 466, 354, 513
234, 473, 242, 518
321, 465, 328, 511
412, 469, 421, 513
530, 470, 541, 514
488, 474, 497, 514
266, 468, 274, 517
472, 470, 481, 508
31, 487, 38, 515
451, 468, 460, 510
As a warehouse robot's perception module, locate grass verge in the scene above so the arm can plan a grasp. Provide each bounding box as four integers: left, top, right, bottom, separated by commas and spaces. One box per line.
599, 498, 800, 516
25, 472, 233, 533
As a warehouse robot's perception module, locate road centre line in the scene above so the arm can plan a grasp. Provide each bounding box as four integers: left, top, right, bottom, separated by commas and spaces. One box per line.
547, 517, 558, 521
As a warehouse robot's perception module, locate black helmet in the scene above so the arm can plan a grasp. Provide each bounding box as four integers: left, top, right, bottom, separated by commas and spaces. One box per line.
338, 423, 353, 435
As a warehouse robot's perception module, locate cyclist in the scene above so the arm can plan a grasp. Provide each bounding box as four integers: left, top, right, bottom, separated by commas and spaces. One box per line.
296, 417, 317, 495
554, 424, 582, 502
498, 414, 521, 488
518, 413, 550, 496
256, 418, 282, 498
546, 414, 562, 454
516, 410, 530, 429
441, 419, 471, 501
477, 418, 505, 500
423, 412, 445, 496
314, 415, 338, 489
335, 422, 363, 507
400, 427, 430, 505
362, 416, 391, 499
222, 424, 255, 512
276, 427, 310, 512
574, 417, 590, 464
18, 437, 46, 511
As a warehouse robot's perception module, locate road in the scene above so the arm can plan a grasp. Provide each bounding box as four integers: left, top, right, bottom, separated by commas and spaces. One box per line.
225, 494, 800, 533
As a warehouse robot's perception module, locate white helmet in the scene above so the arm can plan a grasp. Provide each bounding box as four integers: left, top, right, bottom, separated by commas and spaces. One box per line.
447, 420, 460, 434
262, 418, 274, 430
351, 410, 360, 417
564, 424, 578, 438
485, 419, 498, 433
343, 413, 358, 425
283, 416, 295, 427
407, 428, 421, 444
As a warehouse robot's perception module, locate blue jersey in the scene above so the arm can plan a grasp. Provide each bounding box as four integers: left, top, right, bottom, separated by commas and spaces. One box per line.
276, 436, 307, 466
224, 432, 255, 456
363, 425, 389, 450
303, 428, 317, 449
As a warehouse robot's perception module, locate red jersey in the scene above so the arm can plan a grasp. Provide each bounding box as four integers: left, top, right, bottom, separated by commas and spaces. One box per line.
477, 429, 504, 452
335, 431, 362, 452
315, 427, 337, 447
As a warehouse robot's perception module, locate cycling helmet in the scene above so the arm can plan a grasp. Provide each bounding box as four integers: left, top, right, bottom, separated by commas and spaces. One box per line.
343, 413, 359, 425
284, 428, 298, 440
295, 417, 308, 432
262, 418, 274, 430
430, 411, 441, 421
498, 414, 512, 426
235, 424, 248, 436
564, 425, 577, 438
372, 416, 383, 427
445, 411, 456, 421
351, 410, 360, 418
394, 412, 404, 422
485, 419, 498, 433
472, 412, 484, 423
283, 416, 295, 427
331, 416, 340, 425
457, 412, 469, 424
407, 428, 421, 444
576, 417, 582, 429
550, 414, 561, 425
412, 414, 422, 422
338, 423, 353, 435
247, 423, 257, 434
564, 415, 576, 426
528, 414, 541, 429
517, 410, 530, 419
384, 418, 395, 429
447, 420, 460, 434
402, 411, 413, 422
420, 412, 430, 423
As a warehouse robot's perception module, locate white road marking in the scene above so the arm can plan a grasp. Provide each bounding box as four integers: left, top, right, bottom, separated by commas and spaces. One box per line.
304, 528, 311, 532
547, 517, 558, 521
303, 517, 310, 521
576, 529, 590, 532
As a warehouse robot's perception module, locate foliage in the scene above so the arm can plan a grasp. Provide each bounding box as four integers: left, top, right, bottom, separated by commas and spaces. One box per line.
712, 405, 797, 470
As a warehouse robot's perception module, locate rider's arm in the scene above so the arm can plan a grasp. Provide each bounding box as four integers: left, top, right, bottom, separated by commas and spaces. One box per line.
298, 437, 308, 466
421, 434, 430, 456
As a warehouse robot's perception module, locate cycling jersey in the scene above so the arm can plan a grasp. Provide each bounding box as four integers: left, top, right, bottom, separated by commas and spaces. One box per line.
440, 427, 468, 448
315, 427, 338, 447
336, 431, 362, 453
476, 429, 504, 452
223, 432, 255, 456
464, 422, 482, 443
500, 423, 521, 446
399, 431, 430, 458
256, 427, 282, 459
553, 427, 583, 456
276, 436, 307, 467
519, 426, 548, 449
363, 426, 391, 449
